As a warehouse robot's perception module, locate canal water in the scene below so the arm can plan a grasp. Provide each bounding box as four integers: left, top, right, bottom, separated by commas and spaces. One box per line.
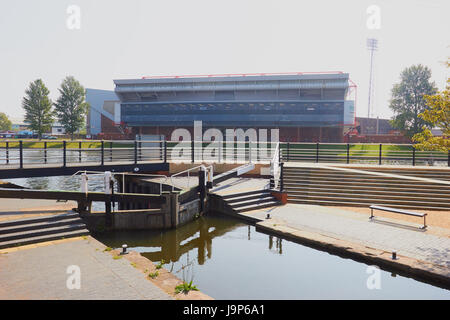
95, 214, 450, 300
4, 175, 450, 299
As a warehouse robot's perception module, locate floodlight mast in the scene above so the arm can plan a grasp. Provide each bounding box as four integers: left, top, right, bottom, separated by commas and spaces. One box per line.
367, 38, 378, 119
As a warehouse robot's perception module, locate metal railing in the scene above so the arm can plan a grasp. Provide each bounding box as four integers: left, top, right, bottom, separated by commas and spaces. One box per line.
170, 165, 213, 191
281, 142, 449, 166
1, 140, 449, 168
71, 170, 169, 195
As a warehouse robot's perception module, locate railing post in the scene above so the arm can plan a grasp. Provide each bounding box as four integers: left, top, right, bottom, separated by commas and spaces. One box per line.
278, 145, 281, 163
412, 146, 416, 166
191, 140, 195, 163
346, 143, 350, 164
287, 142, 290, 162
280, 162, 284, 192
316, 143, 319, 163
378, 143, 382, 165
44, 141, 47, 164
198, 167, 206, 213
134, 140, 138, 164
19, 140, 23, 168
79, 141, 82, 163
63, 140, 66, 167
5, 141, 9, 164
164, 140, 167, 163
101, 140, 104, 166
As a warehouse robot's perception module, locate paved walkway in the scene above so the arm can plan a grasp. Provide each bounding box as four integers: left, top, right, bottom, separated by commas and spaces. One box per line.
243, 204, 450, 268
0, 237, 172, 300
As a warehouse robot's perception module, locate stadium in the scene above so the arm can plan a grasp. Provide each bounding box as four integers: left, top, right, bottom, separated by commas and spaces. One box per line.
86, 72, 356, 142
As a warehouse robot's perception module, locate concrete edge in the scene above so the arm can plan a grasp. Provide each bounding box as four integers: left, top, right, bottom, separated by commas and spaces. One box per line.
255, 220, 450, 291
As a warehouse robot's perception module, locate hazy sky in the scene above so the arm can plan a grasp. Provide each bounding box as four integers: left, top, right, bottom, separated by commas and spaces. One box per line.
0, 0, 448, 121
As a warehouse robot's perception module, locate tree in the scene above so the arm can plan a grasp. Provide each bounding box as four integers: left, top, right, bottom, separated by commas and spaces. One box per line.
54, 76, 89, 140
389, 64, 438, 138
0, 113, 12, 131
22, 79, 54, 140
412, 60, 449, 151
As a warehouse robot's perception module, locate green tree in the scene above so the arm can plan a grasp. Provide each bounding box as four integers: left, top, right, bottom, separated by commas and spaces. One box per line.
389, 64, 438, 138
54, 76, 89, 140
412, 60, 449, 151
0, 112, 12, 131
22, 79, 54, 140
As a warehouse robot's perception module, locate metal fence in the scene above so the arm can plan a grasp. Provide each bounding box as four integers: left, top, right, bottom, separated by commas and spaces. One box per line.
1, 140, 449, 167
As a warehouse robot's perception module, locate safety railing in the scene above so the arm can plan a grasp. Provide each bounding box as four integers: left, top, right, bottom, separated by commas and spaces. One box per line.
281, 142, 449, 166
1, 140, 448, 167
170, 165, 214, 191
71, 170, 169, 195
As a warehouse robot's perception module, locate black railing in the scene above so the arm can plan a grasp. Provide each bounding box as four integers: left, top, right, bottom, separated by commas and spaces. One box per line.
0, 140, 449, 168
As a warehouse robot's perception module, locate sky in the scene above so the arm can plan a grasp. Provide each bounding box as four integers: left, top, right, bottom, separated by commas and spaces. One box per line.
0, 0, 449, 122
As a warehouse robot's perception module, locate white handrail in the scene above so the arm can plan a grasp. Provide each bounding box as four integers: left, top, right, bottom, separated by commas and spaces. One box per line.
270, 142, 280, 188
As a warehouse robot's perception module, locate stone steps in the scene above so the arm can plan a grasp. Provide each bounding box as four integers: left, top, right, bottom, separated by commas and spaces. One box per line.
0, 212, 90, 249
220, 189, 282, 213
283, 167, 450, 210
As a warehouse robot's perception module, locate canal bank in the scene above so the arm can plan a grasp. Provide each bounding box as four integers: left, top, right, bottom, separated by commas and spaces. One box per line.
0, 199, 212, 300
235, 204, 450, 290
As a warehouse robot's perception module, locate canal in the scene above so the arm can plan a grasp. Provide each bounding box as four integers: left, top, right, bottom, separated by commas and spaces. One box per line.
4, 175, 450, 299
96, 214, 449, 299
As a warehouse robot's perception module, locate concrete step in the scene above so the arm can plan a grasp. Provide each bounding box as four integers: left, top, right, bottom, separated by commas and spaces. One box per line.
0, 229, 90, 250
0, 217, 84, 235
286, 189, 450, 203
283, 170, 450, 180
221, 189, 270, 200
287, 194, 450, 209
283, 174, 444, 186
283, 179, 449, 190
230, 196, 277, 209
227, 193, 274, 204
236, 201, 282, 213
0, 223, 88, 243
0, 212, 80, 228
284, 187, 450, 199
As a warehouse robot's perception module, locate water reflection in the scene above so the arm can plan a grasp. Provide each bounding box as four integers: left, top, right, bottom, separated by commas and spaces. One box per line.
95, 215, 257, 266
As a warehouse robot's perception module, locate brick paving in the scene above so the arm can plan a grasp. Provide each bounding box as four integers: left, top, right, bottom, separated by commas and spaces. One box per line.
0, 237, 172, 300
243, 204, 450, 268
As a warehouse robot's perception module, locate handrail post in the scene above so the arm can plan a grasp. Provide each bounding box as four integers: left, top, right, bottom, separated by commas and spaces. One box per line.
44, 141, 47, 164
316, 143, 319, 163
101, 140, 104, 166
287, 142, 290, 162
63, 140, 66, 167
5, 141, 9, 164
412, 146, 416, 166
191, 140, 194, 163
346, 143, 350, 164
379, 143, 382, 165
134, 140, 138, 164
280, 162, 284, 192
19, 140, 23, 169
164, 140, 167, 163
79, 141, 82, 163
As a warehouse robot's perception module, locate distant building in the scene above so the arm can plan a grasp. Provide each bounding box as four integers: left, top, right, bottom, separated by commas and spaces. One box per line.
346, 117, 410, 143
51, 123, 65, 135
86, 72, 357, 142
